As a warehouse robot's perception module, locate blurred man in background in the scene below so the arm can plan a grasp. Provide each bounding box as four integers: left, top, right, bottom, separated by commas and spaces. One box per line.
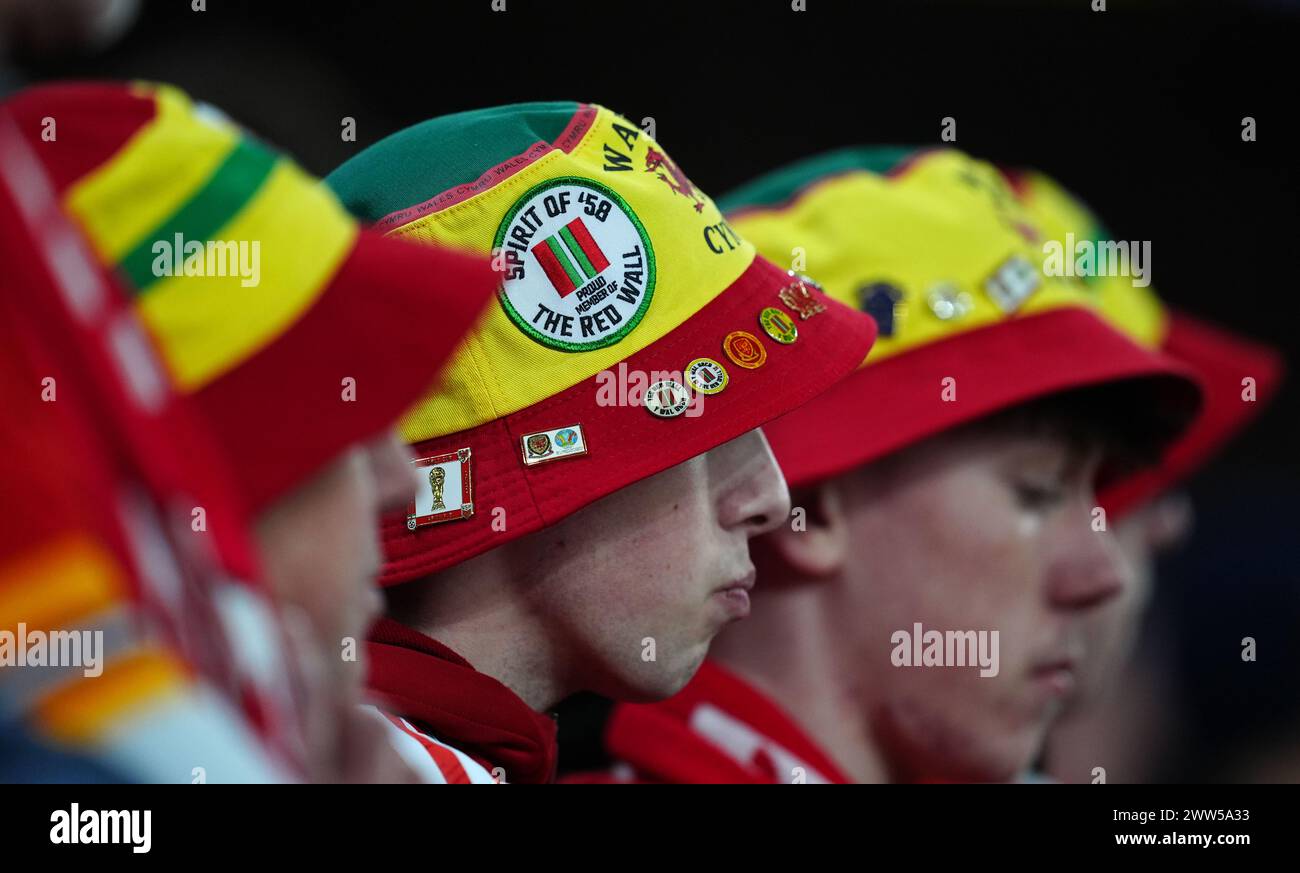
1, 99, 298, 781
2, 81, 497, 781
1004, 167, 1284, 783
568, 148, 1202, 783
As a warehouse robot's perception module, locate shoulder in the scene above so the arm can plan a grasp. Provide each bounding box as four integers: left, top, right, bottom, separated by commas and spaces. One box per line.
360, 705, 498, 784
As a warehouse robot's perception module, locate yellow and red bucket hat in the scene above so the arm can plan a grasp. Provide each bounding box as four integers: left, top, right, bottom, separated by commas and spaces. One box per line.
4, 82, 498, 514
720, 146, 1203, 488
326, 102, 878, 585
0, 108, 307, 777
1005, 168, 1284, 516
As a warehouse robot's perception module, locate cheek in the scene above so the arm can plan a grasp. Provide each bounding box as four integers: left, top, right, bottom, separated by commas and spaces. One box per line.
257, 458, 381, 647
853, 474, 1043, 635
608, 502, 719, 621
311, 471, 367, 545
310, 473, 382, 635
562, 506, 723, 687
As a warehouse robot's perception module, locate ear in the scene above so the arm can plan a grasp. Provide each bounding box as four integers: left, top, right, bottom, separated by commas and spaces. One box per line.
1144, 491, 1194, 553
764, 479, 850, 578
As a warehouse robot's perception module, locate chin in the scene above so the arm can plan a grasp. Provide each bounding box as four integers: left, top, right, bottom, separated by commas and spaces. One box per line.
938, 732, 1044, 783
618, 647, 708, 702
886, 702, 1042, 783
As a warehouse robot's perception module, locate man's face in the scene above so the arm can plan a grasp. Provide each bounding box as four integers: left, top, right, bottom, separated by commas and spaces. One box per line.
1071, 493, 1192, 705
254, 432, 415, 694
511, 429, 790, 702
827, 427, 1129, 782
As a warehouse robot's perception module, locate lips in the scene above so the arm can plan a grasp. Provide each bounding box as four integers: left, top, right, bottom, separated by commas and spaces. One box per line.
1030, 657, 1078, 697
717, 569, 759, 597
713, 569, 756, 619
721, 569, 756, 594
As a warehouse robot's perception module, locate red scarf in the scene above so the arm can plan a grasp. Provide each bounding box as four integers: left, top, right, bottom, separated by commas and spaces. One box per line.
366, 617, 558, 784
569, 660, 852, 784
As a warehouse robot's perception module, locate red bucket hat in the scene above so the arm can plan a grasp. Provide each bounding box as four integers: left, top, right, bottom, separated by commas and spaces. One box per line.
719, 147, 1203, 487
1004, 167, 1284, 516
5, 82, 498, 514
325, 102, 878, 585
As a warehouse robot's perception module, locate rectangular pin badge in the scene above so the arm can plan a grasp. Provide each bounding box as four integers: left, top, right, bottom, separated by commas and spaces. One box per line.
984, 254, 1041, 313
520, 424, 588, 467
407, 448, 473, 529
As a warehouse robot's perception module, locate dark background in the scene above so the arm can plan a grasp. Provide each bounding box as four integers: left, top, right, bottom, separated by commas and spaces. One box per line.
9, 0, 1298, 781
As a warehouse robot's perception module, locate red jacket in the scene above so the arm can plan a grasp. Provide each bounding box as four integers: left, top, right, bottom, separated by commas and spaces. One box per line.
566, 660, 851, 784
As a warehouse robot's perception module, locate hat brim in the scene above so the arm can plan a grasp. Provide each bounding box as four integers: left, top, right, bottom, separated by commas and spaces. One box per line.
196, 231, 496, 513
1099, 311, 1283, 517
378, 255, 877, 585
762, 306, 1203, 490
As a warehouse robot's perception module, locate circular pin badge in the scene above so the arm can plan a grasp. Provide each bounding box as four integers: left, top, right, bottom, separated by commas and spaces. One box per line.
494, 176, 657, 352
926, 284, 973, 321
722, 330, 767, 369
645, 380, 692, 418
684, 357, 729, 395
759, 307, 798, 344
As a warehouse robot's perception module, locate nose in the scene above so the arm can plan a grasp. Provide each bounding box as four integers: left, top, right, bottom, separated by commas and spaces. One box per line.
1045, 500, 1130, 612
708, 429, 791, 538
366, 432, 418, 514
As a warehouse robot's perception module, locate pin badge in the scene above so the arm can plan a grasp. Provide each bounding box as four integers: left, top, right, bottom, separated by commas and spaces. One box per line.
860, 282, 905, 337
645, 380, 692, 418
407, 448, 474, 529
926, 284, 973, 321
985, 255, 1041, 313
525, 433, 552, 458
759, 307, 798, 344
778, 279, 827, 320
521, 424, 589, 466
722, 330, 767, 369
786, 270, 826, 294
684, 357, 729, 395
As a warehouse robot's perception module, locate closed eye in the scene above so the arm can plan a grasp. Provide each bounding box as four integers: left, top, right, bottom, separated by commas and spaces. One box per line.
1013, 481, 1066, 511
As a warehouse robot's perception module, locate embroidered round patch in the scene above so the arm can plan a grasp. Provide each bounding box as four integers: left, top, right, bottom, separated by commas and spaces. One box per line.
645, 380, 692, 418
494, 176, 656, 352
722, 330, 767, 369
685, 357, 729, 395
759, 307, 798, 344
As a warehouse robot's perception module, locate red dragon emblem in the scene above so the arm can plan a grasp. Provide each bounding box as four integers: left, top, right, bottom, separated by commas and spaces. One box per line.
645, 147, 706, 213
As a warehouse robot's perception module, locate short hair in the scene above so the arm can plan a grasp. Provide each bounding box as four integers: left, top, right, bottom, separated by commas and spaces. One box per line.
960, 377, 1195, 487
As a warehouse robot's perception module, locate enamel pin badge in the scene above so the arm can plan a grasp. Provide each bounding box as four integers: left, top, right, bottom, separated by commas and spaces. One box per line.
407, 448, 474, 529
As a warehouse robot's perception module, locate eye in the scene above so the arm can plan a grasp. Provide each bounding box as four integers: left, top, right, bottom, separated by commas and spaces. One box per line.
1013, 480, 1066, 511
